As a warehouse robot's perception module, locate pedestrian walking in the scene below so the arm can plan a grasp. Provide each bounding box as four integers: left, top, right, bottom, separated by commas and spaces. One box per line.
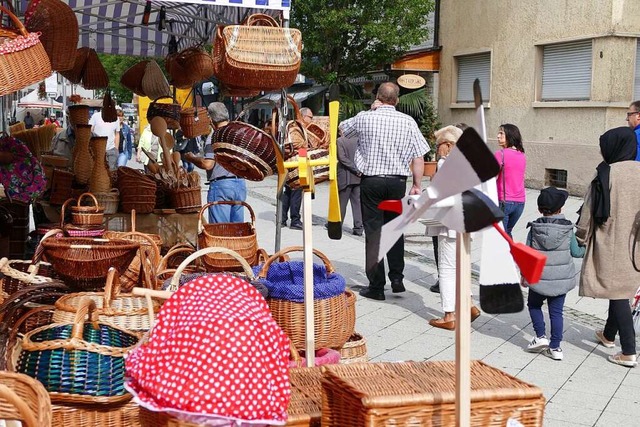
576, 126, 640, 367
626, 100, 640, 161
339, 82, 430, 301
523, 187, 585, 361
495, 124, 526, 237
335, 133, 363, 235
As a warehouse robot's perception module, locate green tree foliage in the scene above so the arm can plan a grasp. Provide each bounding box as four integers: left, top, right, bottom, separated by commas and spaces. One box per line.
291, 0, 435, 84
397, 89, 440, 160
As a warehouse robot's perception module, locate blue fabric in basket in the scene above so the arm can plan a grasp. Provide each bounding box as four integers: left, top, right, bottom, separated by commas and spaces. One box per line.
252, 261, 345, 302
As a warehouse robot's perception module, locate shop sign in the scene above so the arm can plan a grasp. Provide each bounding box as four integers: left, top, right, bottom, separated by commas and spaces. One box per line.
397, 74, 426, 89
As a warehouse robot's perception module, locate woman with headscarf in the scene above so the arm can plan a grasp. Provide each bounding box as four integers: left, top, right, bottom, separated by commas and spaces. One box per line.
576, 126, 640, 367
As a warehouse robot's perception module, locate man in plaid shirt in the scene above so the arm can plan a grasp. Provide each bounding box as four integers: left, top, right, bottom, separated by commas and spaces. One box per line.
340, 82, 430, 301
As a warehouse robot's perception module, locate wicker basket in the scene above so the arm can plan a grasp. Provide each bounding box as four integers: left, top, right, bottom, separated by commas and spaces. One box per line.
320, 360, 545, 427
120, 60, 149, 97
258, 246, 351, 350
17, 299, 139, 405
141, 60, 171, 100
95, 188, 120, 214
12, 124, 57, 161
38, 236, 140, 290
68, 104, 90, 126
52, 400, 141, 427
197, 201, 259, 272
180, 105, 210, 138
174, 46, 215, 87
3, 304, 57, 372
287, 367, 323, 427
147, 96, 181, 130
49, 168, 74, 205
60, 47, 89, 84
9, 121, 25, 134
212, 19, 302, 91
25, 0, 79, 72
337, 332, 368, 364
0, 6, 52, 96
70, 192, 105, 226
0, 371, 52, 427
116, 167, 157, 214
169, 186, 202, 213
81, 48, 109, 89
0, 243, 65, 297
52, 267, 160, 335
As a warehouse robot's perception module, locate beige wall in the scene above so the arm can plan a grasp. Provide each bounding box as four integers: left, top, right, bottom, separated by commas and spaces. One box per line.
438, 0, 640, 195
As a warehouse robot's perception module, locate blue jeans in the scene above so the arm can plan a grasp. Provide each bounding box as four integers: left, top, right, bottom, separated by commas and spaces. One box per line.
207, 178, 247, 223
528, 290, 566, 349
501, 201, 525, 237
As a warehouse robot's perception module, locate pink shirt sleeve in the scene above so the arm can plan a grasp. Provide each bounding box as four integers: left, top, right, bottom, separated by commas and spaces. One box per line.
495, 149, 526, 202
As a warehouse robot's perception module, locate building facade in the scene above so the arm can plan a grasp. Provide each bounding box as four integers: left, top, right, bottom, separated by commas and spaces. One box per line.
437, 0, 640, 195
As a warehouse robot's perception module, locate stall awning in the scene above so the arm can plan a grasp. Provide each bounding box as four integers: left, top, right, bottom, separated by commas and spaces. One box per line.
391, 50, 440, 72
18, 0, 290, 58
17, 90, 63, 109
261, 86, 326, 104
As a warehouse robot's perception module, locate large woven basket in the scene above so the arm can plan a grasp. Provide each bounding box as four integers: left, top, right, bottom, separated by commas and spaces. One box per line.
257, 246, 350, 350
53, 267, 160, 335
52, 400, 141, 427
169, 46, 215, 89
17, 299, 140, 405
0, 6, 52, 96
168, 186, 202, 214
180, 105, 210, 138
25, 0, 79, 72
0, 371, 52, 427
197, 201, 259, 272
287, 367, 323, 427
101, 230, 161, 292
321, 360, 545, 427
213, 18, 302, 90
38, 236, 140, 290
147, 96, 181, 130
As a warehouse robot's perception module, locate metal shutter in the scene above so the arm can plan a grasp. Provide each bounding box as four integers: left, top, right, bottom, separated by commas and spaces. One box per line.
542, 40, 592, 101
634, 39, 640, 101
456, 53, 491, 103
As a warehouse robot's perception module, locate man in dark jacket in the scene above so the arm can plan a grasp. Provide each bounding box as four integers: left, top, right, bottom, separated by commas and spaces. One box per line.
336, 134, 363, 235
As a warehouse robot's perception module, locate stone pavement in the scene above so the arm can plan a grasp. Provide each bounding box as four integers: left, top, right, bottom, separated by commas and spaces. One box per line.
240, 175, 640, 427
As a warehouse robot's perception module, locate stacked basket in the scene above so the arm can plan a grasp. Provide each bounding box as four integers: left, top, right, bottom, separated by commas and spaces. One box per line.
116, 167, 157, 214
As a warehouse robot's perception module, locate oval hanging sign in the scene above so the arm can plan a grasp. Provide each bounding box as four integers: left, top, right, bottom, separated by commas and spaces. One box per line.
397, 74, 426, 89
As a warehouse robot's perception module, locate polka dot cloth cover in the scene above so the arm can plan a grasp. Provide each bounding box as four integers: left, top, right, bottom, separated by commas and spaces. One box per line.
125, 274, 291, 426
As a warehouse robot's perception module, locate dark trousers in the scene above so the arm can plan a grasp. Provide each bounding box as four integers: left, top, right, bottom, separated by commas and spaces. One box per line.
281, 185, 302, 225
339, 184, 362, 231
527, 290, 566, 349
604, 299, 636, 356
432, 236, 439, 271
360, 176, 406, 290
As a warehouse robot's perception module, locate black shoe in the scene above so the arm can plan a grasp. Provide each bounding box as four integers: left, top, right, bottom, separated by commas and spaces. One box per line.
281, 220, 287, 227
359, 288, 385, 301
353, 229, 363, 236
391, 281, 406, 293
430, 281, 440, 293
290, 222, 303, 230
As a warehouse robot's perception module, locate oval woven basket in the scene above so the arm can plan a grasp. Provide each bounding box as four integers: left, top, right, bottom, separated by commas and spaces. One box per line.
25, 0, 79, 72
17, 299, 139, 405
52, 268, 160, 335
197, 201, 259, 272
38, 236, 140, 290
258, 246, 350, 350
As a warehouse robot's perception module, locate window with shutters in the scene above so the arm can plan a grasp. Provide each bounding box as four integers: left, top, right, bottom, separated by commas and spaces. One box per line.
541, 40, 592, 101
634, 39, 640, 101
455, 52, 491, 103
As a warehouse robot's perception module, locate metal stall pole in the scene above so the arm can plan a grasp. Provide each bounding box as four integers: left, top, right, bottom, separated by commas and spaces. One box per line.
274, 89, 288, 253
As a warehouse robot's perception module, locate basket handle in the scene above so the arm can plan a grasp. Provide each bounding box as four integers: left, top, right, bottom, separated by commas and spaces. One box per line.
257, 246, 335, 279
30, 227, 63, 271
197, 200, 256, 231
101, 267, 121, 314
70, 299, 99, 341
236, 99, 278, 121
131, 209, 137, 232
151, 95, 178, 105
157, 243, 195, 272
0, 384, 38, 427
0, 6, 28, 37
289, 341, 302, 368
60, 198, 77, 228
286, 95, 303, 121
242, 13, 279, 27
117, 231, 162, 288
169, 247, 255, 291
76, 192, 100, 212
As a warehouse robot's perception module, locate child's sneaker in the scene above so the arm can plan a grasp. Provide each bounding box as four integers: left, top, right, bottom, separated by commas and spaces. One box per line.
526, 336, 549, 352
543, 347, 563, 361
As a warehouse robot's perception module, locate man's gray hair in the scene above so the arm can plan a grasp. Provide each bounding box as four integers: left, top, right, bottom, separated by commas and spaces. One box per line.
207, 102, 229, 123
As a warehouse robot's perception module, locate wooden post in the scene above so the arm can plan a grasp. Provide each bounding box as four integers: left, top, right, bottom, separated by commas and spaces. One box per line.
302, 190, 315, 367
455, 232, 471, 425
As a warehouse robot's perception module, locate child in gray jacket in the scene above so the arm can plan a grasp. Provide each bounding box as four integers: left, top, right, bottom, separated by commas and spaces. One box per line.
524, 187, 585, 360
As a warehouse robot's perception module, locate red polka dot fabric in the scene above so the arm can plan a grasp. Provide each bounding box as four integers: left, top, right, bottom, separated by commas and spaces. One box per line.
125, 274, 291, 425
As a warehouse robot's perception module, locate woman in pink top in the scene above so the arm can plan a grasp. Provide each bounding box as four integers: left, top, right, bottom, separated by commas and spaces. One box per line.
495, 124, 526, 237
